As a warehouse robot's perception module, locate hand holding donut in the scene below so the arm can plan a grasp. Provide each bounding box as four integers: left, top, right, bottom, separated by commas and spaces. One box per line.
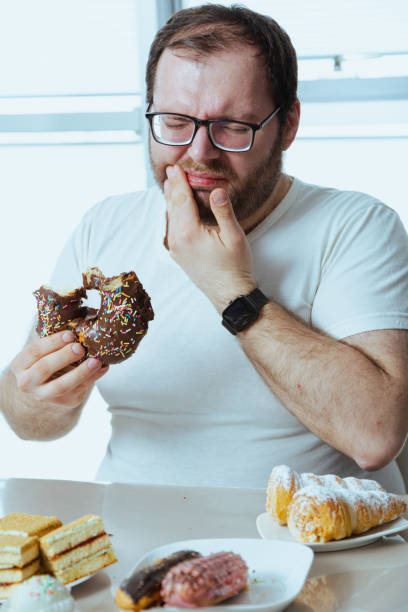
10, 267, 153, 412
10, 330, 108, 410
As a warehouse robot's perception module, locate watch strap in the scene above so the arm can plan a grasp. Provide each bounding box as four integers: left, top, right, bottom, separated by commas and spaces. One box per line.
242, 288, 269, 312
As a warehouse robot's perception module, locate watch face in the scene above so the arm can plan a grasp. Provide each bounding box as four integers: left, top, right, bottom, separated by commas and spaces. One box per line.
223, 296, 258, 332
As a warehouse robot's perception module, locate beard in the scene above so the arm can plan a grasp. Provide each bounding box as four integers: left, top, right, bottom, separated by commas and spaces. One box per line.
149, 135, 283, 226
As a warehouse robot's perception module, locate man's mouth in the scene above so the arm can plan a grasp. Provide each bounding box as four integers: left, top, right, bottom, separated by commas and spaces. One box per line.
185, 171, 227, 189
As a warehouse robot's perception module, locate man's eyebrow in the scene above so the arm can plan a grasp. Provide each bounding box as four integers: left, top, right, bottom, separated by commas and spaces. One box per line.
150, 108, 260, 122
209, 111, 259, 122
231, 112, 259, 122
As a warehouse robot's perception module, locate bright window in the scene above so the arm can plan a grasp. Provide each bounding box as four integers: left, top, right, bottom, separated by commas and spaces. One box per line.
0, 0, 149, 481
182, 0, 408, 223
0, 0, 141, 96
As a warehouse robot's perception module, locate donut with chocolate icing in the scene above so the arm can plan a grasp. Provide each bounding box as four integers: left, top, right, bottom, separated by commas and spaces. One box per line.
33, 286, 87, 337
34, 267, 154, 365
115, 550, 201, 611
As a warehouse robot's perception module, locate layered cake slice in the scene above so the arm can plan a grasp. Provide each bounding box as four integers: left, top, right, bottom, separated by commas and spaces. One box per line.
0, 535, 41, 599
0, 513, 62, 599
39, 514, 117, 584
0, 513, 62, 538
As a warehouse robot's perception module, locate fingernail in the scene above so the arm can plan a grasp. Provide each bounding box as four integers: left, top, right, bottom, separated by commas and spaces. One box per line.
213, 190, 227, 206
165, 166, 172, 177
72, 343, 84, 356
87, 358, 101, 370
62, 331, 74, 343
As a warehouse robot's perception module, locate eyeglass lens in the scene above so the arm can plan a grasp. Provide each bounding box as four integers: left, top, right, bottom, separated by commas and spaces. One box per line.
152, 114, 253, 151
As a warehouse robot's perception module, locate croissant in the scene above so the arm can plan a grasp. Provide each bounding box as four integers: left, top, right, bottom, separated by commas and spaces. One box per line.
266, 464, 384, 525
286, 484, 407, 543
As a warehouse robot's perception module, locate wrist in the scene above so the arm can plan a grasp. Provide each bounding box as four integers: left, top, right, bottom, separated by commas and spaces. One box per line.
213, 279, 258, 314
221, 287, 269, 336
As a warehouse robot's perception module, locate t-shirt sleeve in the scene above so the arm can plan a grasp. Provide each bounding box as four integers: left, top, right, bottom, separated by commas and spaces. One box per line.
311, 201, 408, 339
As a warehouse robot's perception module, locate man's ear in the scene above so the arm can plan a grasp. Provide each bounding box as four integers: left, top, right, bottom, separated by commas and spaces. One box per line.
281, 99, 300, 151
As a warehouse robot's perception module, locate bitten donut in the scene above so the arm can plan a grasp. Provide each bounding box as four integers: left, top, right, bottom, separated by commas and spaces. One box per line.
115, 550, 201, 611
34, 266, 154, 365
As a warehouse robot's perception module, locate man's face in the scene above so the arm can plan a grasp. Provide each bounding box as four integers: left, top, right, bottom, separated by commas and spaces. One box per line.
149, 47, 284, 226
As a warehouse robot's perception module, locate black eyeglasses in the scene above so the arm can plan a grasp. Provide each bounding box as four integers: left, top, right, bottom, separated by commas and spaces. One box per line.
145, 106, 281, 152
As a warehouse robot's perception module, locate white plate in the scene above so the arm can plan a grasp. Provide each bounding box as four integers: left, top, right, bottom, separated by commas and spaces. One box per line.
256, 513, 408, 552
126, 537, 313, 612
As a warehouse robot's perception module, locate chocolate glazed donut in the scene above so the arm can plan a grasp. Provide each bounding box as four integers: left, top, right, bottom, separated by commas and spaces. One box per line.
34, 267, 154, 365
115, 550, 201, 611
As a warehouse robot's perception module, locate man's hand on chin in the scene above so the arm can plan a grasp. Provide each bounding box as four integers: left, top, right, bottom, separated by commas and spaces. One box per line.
164, 164, 257, 312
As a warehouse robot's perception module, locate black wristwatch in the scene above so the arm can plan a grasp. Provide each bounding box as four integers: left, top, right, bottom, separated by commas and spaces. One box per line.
222, 288, 269, 335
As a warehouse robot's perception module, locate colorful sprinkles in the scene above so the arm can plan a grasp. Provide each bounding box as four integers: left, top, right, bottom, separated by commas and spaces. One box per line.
33, 289, 85, 337
83, 281, 150, 360
29, 574, 57, 597
34, 268, 154, 366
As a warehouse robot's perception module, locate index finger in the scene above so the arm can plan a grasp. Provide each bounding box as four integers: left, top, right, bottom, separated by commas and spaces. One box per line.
11, 329, 76, 372
164, 165, 200, 225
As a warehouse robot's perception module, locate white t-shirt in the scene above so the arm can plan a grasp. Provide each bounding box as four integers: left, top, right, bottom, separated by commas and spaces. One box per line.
50, 178, 408, 492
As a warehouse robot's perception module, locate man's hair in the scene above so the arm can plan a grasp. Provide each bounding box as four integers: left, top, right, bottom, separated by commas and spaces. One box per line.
145, 3, 298, 125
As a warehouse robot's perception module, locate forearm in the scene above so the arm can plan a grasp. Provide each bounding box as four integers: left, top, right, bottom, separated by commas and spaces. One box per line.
238, 300, 408, 468
0, 367, 85, 441
162, 167, 408, 468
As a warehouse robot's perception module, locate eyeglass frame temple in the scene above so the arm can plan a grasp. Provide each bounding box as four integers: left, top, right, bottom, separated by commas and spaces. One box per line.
256, 106, 281, 130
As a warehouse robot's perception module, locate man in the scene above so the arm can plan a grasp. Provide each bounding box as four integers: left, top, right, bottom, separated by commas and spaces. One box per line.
1, 5, 408, 490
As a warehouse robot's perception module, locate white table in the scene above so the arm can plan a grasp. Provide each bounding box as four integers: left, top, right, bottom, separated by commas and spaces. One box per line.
1, 479, 407, 611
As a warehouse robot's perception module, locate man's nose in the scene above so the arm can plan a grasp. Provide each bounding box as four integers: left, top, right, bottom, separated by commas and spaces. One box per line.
187, 125, 221, 163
